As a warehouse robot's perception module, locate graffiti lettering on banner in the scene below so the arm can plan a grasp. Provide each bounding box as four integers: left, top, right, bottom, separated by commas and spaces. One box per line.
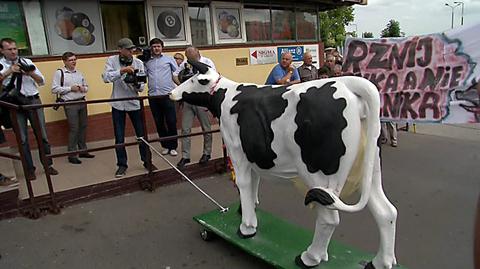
343, 26, 480, 123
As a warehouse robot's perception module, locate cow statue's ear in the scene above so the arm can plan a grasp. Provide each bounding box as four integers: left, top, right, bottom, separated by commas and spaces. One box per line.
188, 60, 209, 74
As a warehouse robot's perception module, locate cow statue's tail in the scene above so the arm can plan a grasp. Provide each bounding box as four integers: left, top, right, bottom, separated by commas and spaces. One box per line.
305, 76, 381, 213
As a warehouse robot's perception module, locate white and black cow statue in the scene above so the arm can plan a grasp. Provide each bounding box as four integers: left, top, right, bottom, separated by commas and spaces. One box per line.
170, 61, 398, 269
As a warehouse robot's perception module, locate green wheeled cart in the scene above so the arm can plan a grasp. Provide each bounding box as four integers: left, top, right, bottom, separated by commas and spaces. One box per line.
194, 202, 407, 269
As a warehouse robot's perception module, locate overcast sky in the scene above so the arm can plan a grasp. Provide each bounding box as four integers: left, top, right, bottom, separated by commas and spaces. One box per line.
351, 0, 480, 37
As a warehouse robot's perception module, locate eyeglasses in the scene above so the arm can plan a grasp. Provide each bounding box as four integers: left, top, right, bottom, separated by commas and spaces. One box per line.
174, 57, 183, 61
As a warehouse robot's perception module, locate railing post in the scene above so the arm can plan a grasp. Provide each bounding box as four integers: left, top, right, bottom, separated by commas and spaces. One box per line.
29, 107, 59, 214
139, 97, 154, 191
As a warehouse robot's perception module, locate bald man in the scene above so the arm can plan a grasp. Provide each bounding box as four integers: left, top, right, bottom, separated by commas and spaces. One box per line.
173, 46, 215, 169
265, 52, 300, 85
298, 52, 318, 82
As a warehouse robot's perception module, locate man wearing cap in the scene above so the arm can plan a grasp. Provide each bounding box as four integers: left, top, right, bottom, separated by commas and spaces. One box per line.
102, 37, 152, 178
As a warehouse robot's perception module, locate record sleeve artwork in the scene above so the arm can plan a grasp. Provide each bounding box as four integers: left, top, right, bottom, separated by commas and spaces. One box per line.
55, 7, 95, 46
218, 11, 240, 38
157, 10, 182, 38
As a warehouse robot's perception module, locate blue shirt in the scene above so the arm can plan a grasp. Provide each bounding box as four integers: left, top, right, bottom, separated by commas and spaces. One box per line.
265, 64, 300, 85
144, 54, 178, 96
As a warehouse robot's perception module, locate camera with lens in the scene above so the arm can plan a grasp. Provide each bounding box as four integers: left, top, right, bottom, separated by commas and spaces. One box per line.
17, 58, 36, 72
136, 47, 152, 62
124, 69, 147, 85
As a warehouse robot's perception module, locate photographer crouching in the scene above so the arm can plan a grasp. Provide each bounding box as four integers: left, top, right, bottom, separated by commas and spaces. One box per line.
0, 38, 58, 180
102, 37, 151, 178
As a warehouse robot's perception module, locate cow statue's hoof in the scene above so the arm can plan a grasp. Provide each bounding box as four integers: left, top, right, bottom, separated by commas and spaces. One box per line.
236, 227, 256, 239
295, 255, 317, 268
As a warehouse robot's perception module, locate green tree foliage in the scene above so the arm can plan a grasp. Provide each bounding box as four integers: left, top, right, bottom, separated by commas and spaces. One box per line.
363, 32, 374, 38
319, 6, 354, 47
380, 19, 404, 38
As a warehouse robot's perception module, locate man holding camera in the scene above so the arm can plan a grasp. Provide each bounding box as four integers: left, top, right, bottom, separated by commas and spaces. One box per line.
173, 46, 215, 169
0, 38, 58, 180
102, 37, 151, 178
52, 51, 94, 165
143, 38, 179, 157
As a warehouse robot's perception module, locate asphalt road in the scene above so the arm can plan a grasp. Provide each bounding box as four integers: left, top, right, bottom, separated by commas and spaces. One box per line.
0, 131, 478, 269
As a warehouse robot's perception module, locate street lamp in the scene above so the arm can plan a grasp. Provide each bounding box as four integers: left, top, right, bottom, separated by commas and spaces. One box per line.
445, 2, 460, 29
453, 1, 464, 25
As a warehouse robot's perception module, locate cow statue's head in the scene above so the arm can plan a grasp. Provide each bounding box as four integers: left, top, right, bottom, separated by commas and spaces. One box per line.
170, 60, 225, 117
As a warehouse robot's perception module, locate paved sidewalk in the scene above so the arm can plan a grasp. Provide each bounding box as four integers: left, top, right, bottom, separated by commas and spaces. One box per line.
0, 131, 479, 269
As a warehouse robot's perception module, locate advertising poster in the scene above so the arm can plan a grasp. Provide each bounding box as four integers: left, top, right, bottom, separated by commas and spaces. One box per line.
43, 1, 104, 54
0, 2, 28, 49
249, 47, 277, 65
343, 23, 480, 123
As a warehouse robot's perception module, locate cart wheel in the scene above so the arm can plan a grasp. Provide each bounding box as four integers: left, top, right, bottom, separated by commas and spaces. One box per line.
200, 229, 215, 241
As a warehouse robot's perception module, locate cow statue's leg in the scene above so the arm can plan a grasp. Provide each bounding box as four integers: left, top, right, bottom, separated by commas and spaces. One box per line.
251, 169, 260, 205
232, 156, 258, 237
297, 205, 339, 267
366, 151, 397, 269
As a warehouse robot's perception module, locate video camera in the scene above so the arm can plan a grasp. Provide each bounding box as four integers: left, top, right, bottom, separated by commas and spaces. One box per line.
124, 69, 147, 85
178, 62, 196, 83
136, 47, 152, 62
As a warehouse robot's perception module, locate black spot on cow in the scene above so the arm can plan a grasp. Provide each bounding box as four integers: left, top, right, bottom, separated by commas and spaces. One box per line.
295, 81, 347, 175
231, 84, 288, 169
182, 88, 227, 118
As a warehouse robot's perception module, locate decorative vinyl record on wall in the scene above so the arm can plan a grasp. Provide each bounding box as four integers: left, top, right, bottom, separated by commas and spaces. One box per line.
157, 10, 182, 38
54, 6, 95, 46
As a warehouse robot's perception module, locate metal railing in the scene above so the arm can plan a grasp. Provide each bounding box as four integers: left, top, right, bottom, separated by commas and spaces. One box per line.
0, 95, 222, 218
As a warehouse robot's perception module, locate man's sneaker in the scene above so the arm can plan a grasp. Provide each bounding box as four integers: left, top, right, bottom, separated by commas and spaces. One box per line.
0, 174, 18, 187
115, 166, 127, 178
79, 153, 95, 158
161, 149, 170, 155
143, 162, 158, 171
199, 154, 211, 165
48, 166, 59, 175
391, 140, 398, 147
68, 157, 82, 164
26, 170, 36, 181
176, 158, 190, 169
169, 149, 178, 156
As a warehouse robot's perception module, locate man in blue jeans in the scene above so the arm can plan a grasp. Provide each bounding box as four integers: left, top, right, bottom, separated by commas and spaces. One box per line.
0, 38, 58, 180
102, 37, 152, 177
143, 38, 179, 156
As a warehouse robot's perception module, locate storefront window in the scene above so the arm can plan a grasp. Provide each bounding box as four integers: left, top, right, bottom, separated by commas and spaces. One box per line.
188, 4, 212, 46
271, 8, 295, 41
296, 9, 317, 40
244, 6, 271, 42
0, 2, 30, 55
100, 2, 147, 51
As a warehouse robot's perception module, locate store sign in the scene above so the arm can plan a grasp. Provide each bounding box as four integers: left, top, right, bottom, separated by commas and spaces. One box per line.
249, 47, 277, 65
277, 46, 304, 62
